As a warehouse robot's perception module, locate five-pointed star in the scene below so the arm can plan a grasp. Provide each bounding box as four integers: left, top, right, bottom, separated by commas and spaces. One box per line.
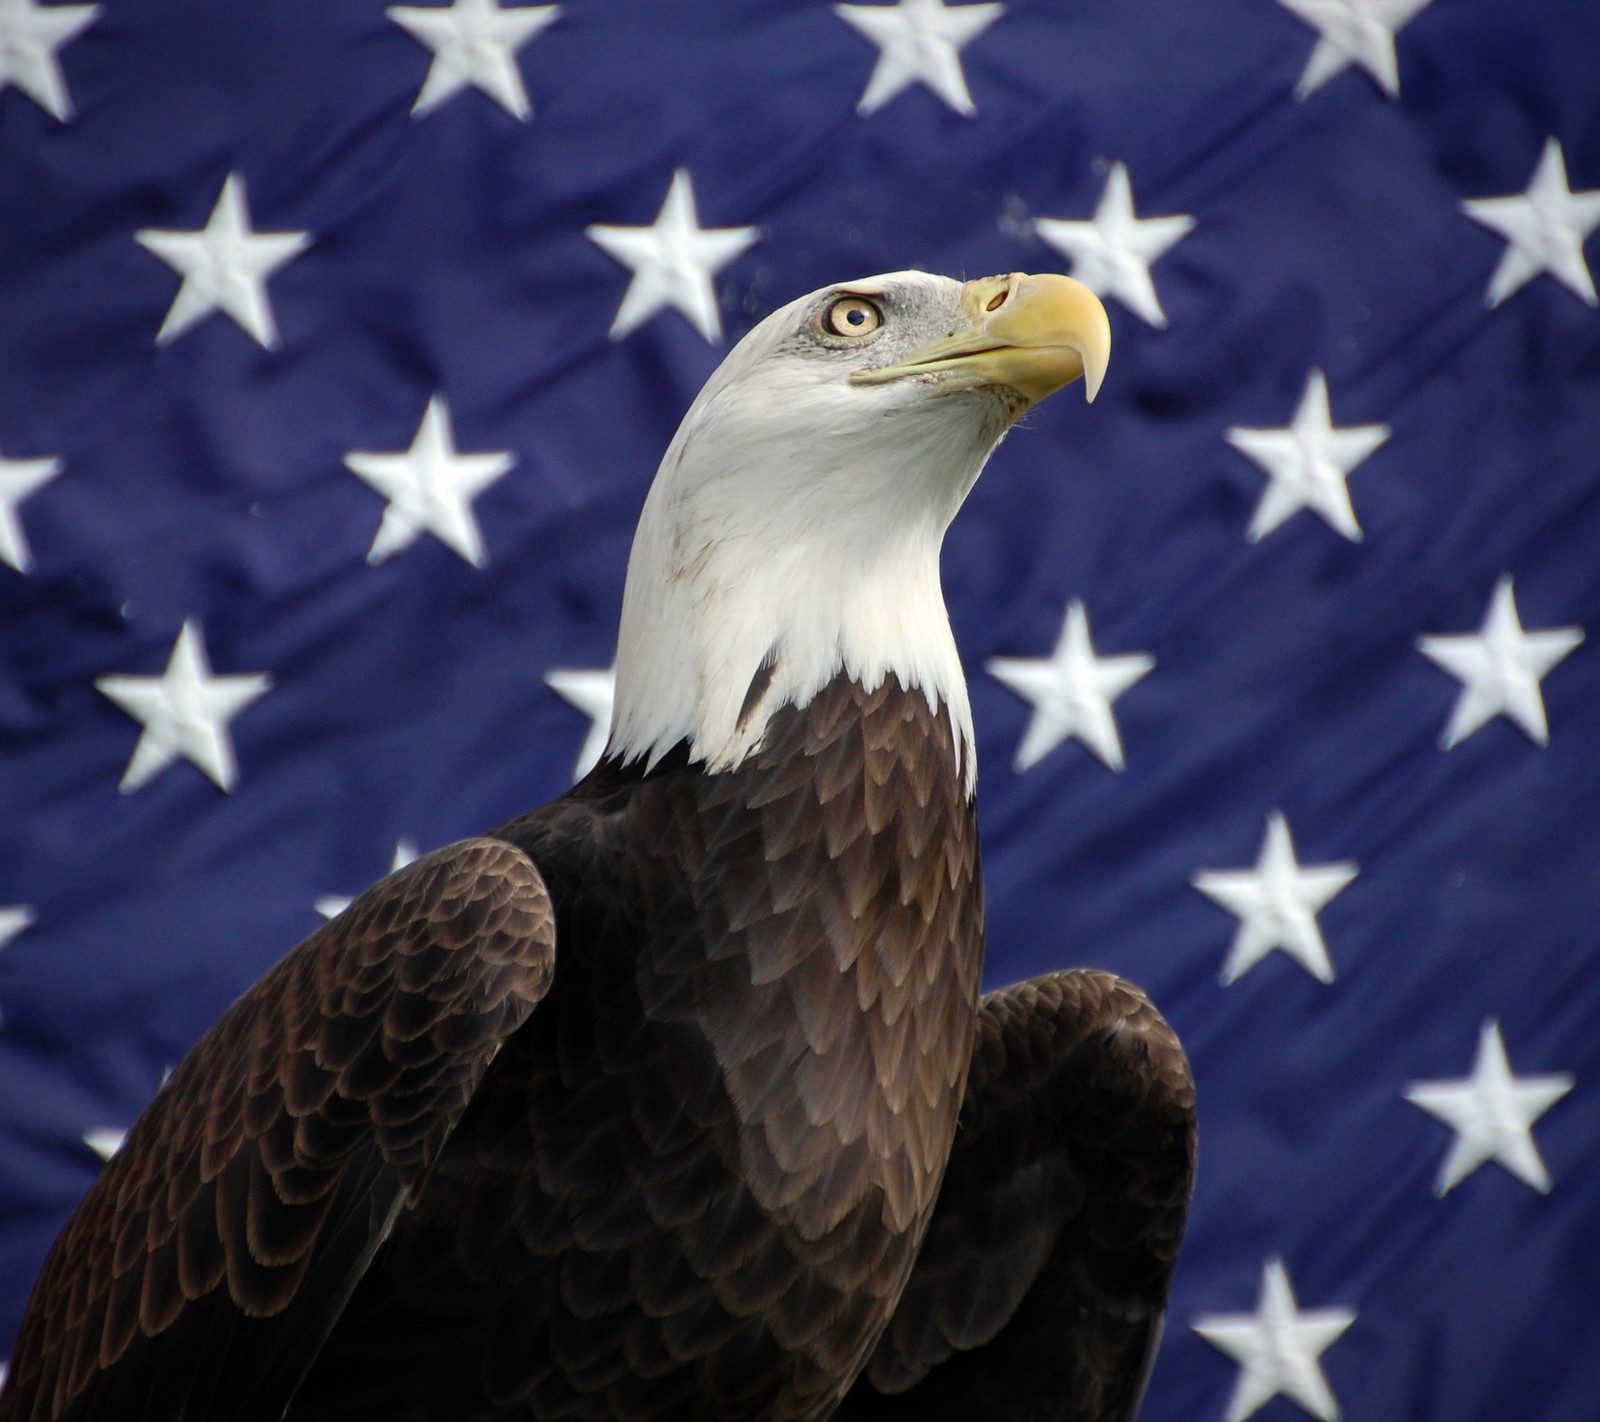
1192, 812, 1357, 985
95, 620, 273, 794
1225, 369, 1390, 543
1418, 575, 1582, 749
545, 663, 615, 781
985, 600, 1153, 772
1462, 137, 1600, 308
833, 0, 1003, 117
1406, 1020, 1573, 1196
1273, 0, 1434, 100
387, 0, 560, 120
134, 172, 310, 349
0, 0, 98, 121
0, 447, 61, 574
0, 904, 34, 952
1193, 1257, 1356, 1422
1034, 163, 1195, 329
586, 168, 759, 343
344, 395, 514, 567
315, 839, 420, 920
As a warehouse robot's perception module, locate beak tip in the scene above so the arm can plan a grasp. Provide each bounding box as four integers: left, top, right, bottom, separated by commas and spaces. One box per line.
1078, 285, 1111, 404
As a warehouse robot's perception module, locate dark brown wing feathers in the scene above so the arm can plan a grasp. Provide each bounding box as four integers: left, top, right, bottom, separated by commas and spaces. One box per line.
837, 968, 1197, 1422
285, 674, 983, 1422
3, 673, 1191, 1422
0, 839, 556, 1422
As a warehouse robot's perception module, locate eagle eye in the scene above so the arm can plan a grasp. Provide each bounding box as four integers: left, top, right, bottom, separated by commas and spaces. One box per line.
819, 296, 882, 339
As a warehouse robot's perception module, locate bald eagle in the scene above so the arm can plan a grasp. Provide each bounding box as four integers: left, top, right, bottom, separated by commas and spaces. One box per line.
0, 271, 1195, 1422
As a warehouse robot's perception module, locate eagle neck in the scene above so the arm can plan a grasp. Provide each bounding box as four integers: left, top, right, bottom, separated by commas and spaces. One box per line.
609, 467, 977, 796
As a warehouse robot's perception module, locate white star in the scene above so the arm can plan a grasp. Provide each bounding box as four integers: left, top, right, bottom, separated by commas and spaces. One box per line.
586, 169, 759, 344
1033, 164, 1195, 329
1192, 812, 1357, 985
83, 1127, 126, 1161
1406, 1020, 1573, 1196
343, 396, 514, 567
134, 173, 310, 349
315, 839, 420, 920
95, 620, 273, 794
833, 0, 1003, 117
0, 905, 34, 951
1418, 575, 1582, 749
1194, 1257, 1356, 1422
1225, 370, 1390, 543
387, 0, 560, 120
0, 447, 61, 574
1274, 0, 1434, 100
1462, 137, 1600, 308
985, 601, 1153, 772
0, 0, 98, 121
545, 663, 615, 781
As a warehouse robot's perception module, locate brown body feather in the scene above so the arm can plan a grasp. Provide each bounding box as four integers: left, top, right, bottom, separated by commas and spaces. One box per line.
289, 672, 983, 1422
0, 674, 1192, 1422
0, 841, 557, 1422
837, 970, 1196, 1422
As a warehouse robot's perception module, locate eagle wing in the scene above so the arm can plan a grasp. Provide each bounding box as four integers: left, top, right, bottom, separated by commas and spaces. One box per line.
835, 969, 1196, 1422
0, 838, 556, 1422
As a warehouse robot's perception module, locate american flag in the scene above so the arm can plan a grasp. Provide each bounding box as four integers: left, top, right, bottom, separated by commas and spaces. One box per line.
2, 1, 1597, 1418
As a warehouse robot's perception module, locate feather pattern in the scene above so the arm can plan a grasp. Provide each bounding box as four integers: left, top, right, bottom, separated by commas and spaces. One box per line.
835, 969, 1197, 1422
0, 841, 557, 1422
286, 670, 983, 1422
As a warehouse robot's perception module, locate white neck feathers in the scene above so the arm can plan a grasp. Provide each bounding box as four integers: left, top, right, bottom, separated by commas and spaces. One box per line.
610, 478, 975, 789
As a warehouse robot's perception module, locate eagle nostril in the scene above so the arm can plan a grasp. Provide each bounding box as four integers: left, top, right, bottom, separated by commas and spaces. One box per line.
985, 287, 1009, 313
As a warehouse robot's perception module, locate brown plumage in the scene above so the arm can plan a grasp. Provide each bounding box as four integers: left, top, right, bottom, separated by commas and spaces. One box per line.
838, 971, 1196, 1422
287, 672, 983, 1422
1, 841, 557, 1422
0, 269, 1192, 1422
0, 677, 1191, 1422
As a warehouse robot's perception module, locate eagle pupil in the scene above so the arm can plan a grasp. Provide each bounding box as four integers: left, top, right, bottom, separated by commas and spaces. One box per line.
846, 309, 865, 326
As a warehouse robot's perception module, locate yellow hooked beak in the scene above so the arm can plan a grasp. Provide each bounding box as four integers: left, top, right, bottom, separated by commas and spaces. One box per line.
849, 272, 1111, 406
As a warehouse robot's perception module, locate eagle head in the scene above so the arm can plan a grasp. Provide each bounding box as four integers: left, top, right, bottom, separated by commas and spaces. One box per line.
609, 270, 1110, 789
